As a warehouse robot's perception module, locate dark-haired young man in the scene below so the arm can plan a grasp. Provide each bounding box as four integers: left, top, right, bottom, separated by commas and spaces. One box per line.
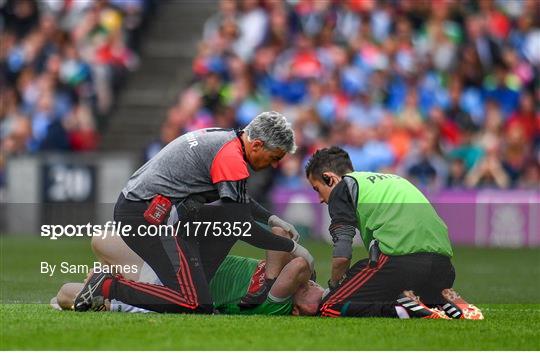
305, 146, 483, 320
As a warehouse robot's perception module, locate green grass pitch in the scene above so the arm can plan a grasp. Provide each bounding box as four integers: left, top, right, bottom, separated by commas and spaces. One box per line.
1, 236, 539, 350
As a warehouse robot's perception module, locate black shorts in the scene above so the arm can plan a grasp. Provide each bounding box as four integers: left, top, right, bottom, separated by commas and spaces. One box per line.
319, 252, 455, 317
108, 193, 237, 313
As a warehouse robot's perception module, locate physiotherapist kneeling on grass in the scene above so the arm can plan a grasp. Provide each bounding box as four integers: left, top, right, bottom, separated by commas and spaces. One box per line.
305, 146, 483, 320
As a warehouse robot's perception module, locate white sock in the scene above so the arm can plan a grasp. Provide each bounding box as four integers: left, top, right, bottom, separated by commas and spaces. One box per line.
110, 299, 153, 313
108, 263, 159, 314
395, 305, 410, 319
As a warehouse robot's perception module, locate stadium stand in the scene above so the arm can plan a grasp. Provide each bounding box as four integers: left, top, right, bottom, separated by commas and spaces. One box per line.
99, 1, 215, 152
1, 0, 539, 197
0, 0, 158, 187
146, 0, 539, 192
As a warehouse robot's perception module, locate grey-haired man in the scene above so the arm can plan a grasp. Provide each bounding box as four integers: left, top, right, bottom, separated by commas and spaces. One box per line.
74, 111, 313, 314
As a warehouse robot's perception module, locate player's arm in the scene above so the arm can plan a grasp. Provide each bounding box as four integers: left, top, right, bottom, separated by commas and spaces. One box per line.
210, 151, 312, 266
264, 227, 294, 278
216, 181, 313, 269
249, 197, 272, 223
240, 217, 313, 273
268, 257, 311, 302
250, 197, 301, 241
216, 180, 294, 252
239, 226, 296, 309
211, 156, 293, 252
330, 257, 350, 287
327, 178, 358, 289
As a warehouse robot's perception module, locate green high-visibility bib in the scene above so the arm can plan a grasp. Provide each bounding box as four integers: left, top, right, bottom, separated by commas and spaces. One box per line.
346, 171, 453, 257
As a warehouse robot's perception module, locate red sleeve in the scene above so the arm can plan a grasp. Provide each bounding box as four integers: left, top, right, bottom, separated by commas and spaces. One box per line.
210, 138, 250, 183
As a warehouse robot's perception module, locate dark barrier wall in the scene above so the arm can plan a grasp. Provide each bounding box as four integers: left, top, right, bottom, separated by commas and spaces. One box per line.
2, 154, 136, 235
3, 154, 539, 248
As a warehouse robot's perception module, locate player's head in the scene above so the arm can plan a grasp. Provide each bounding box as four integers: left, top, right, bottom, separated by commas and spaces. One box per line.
305, 146, 353, 204
243, 111, 296, 171
291, 280, 324, 316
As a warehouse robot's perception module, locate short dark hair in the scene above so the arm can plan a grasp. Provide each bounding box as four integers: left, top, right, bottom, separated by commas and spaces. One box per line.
305, 146, 353, 181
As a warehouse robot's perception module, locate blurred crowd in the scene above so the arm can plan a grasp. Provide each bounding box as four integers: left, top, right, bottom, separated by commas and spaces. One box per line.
0, 0, 157, 186
149, 0, 539, 191
2, 0, 538, 193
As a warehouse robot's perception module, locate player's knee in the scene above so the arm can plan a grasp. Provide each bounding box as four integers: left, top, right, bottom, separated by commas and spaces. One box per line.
90, 234, 105, 260
91, 230, 116, 264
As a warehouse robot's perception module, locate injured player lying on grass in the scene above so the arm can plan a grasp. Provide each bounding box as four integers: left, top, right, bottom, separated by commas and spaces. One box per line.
51, 227, 323, 316
51, 228, 480, 319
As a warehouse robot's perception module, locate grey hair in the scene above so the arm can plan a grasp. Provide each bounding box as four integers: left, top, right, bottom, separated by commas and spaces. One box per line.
244, 111, 297, 153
